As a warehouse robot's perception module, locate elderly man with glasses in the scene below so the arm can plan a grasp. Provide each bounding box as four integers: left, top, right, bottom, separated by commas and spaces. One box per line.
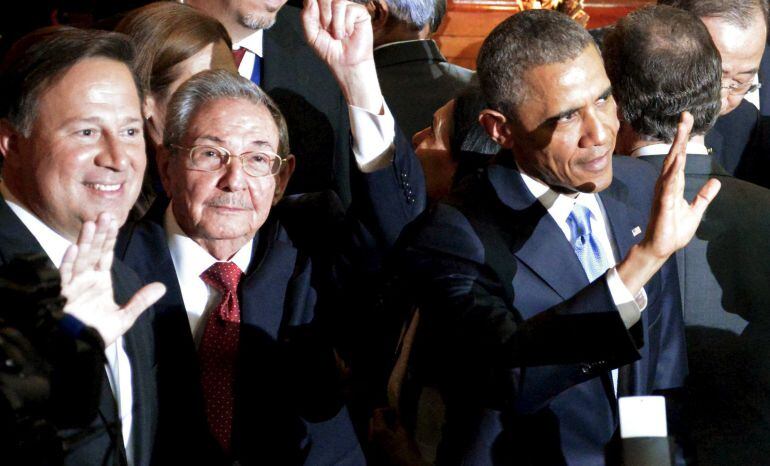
659, 0, 770, 186
116, 0, 425, 464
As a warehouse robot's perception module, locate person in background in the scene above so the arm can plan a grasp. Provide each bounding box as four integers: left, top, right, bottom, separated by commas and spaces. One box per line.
412, 85, 498, 200
115, 1, 238, 218
659, 0, 770, 185
606, 6, 770, 463
367, 0, 474, 141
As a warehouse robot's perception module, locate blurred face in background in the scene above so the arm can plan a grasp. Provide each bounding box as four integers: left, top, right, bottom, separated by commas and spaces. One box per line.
413, 99, 457, 200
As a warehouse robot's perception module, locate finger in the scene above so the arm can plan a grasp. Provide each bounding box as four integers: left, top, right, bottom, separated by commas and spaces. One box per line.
72, 221, 96, 276
662, 112, 693, 177
302, 0, 320, 35
59, 244, 78, 285
98, 218, 118, 271
332, 0, 347, 40
120, 282, 167, 326
89, 214, 112, 265
689, 178, 721, 218
318, 0, 332, 30
345, 2, 363, 37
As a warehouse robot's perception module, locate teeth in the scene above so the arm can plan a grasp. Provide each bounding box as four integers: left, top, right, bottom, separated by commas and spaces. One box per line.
87, 183, 121, 192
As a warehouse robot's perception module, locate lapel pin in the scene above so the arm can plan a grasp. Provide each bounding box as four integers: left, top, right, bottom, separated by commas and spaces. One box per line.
631, 226, 642, 237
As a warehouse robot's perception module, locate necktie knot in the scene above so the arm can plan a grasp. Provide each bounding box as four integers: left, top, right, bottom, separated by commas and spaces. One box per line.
201, 261, 243, 294
567, 203, 593, 241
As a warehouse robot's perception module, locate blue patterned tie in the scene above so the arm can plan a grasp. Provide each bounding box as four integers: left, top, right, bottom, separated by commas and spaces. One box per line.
567, 203, 609, 282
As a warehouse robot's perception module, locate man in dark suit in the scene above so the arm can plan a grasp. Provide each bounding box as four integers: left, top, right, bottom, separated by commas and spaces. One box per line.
0, 27, 166, 465
366, 0, 474, 140
659, 0, 769, 185
397, 9, 721, 465
606, 6, 770, 463
118, 1, 425, 463
188, 0, 358, 205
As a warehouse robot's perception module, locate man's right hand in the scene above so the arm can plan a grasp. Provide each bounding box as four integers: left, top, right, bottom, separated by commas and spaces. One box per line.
60, 213, 166, 347
617, 111, 721, 295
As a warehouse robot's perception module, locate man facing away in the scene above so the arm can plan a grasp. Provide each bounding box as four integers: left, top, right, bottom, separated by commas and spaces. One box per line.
0, 27, 165, 465
606, 6, 770, 464
396, 9, 720, 465
365, 0, 474, 140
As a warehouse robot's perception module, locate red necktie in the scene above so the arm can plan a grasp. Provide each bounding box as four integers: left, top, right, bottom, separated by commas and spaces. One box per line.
199, 261, 243, 455
232, 47, 247, 68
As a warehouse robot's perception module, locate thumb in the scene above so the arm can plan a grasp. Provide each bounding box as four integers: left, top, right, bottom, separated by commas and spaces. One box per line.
690, 177, 721, 218
121, 282, 166, 325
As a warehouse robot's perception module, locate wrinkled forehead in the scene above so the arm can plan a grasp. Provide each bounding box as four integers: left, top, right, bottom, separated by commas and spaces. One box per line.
184, 97, 280, 150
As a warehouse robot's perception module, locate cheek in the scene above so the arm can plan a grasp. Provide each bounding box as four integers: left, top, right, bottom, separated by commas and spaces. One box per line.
247, 177, 277, 216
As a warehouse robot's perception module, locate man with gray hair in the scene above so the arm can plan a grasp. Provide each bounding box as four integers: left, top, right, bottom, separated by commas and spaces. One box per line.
366, 0, 474, 140
659, 0, 770, 186
397, 8, 719, 464
118, 0, 425, 463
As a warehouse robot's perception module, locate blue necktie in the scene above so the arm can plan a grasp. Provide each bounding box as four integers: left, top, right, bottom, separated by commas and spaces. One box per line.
251, 54, 262, 86
567, 203, 609, 282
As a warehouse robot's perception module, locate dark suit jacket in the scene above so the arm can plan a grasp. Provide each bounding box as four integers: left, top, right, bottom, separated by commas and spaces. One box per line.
0, 196, 157, 466
374, 39, 474, 140
397, 156, 687, 465
118, 129, 425, 465
703, 98, 770, 191
263, 4, 353, 205
758, 42, 770, 117
641, 153, 770, 465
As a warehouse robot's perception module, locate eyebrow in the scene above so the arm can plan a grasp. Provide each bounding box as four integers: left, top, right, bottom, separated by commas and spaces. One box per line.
61, 116, 142, 127
542, 86, 613, 126
196, 135, 275, 150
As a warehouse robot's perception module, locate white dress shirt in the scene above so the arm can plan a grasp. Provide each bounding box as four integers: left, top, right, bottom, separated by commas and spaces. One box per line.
518, 172, 648, 391
0, 183, 135, 464
164, 206, 252, 342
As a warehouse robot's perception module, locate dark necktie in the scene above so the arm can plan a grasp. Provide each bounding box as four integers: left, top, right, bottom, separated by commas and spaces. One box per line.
232, 47, 247, 68
199, 261, 243, 455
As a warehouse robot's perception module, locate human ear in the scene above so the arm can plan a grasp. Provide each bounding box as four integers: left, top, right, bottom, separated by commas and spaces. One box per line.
479, 109, 515, 149
273, 154, 296, 205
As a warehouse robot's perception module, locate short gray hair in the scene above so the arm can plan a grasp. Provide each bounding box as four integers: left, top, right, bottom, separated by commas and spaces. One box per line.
477, 9, 594, 119
164, 69, 289, 157
387, 0, 435, 30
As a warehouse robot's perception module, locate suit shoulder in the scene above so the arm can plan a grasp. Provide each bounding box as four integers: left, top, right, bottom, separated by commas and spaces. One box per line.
400, 203, 485, 264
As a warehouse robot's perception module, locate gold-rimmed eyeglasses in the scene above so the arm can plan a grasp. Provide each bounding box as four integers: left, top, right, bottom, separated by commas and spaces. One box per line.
721, 81, 762, 96
171, 144, 285, 178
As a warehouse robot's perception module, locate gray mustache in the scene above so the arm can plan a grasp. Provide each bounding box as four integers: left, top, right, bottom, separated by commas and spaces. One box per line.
206, 196, 253, 209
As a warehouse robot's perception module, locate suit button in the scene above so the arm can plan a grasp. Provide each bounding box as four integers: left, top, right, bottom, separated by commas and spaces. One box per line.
580, 364, 592, 375
401, 171, 408, 179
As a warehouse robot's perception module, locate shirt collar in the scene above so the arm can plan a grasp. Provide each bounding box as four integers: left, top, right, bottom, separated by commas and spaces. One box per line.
0, 181, 72, 267
164, 203, 253, 283
518, 168, 604, 229
373, 39, 431, 52
631, 141, 709, 157
234, 29, 264, 58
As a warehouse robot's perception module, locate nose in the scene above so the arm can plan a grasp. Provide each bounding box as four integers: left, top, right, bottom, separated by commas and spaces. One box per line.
580, 108, 610, 149
217, 155, 248, 192
412, 127, 430, 149
94, 133, 130, 171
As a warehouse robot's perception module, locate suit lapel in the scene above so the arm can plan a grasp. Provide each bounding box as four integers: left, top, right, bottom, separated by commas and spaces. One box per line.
0, 195, 51, 266
240, 218, 297, 340
486, 166, 590, 309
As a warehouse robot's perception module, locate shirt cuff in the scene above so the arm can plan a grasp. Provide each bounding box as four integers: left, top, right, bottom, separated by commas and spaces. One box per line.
348, 100, 396, 173
606, 266, 648, 328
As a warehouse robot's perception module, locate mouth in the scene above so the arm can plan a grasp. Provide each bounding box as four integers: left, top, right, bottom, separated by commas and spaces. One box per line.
84, 182, 123, 193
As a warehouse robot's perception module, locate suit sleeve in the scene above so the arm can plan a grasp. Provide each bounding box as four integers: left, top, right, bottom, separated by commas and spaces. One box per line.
398, 203, 643, 412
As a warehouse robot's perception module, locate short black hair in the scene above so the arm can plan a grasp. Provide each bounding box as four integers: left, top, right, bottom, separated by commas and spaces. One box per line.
658, 0, 768, 29
0, 26, 141, 136
451, 85, 499, 158
476, 9, 594, 119
604, 5, 722, 142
